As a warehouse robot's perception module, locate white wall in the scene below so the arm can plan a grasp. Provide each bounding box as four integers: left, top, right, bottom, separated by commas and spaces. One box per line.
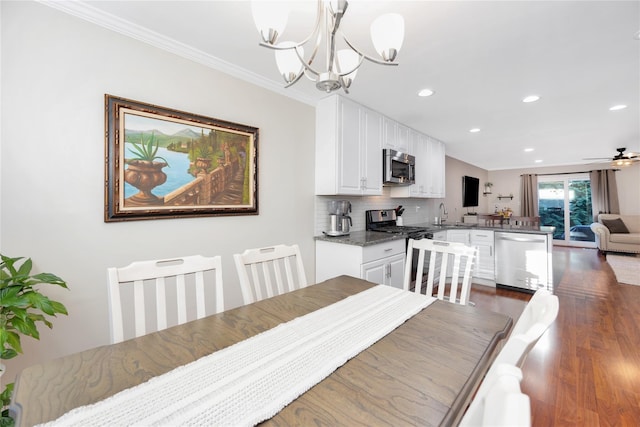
444, 157, 489, 221
1, 2, 315, 380
488, 163, 640, 216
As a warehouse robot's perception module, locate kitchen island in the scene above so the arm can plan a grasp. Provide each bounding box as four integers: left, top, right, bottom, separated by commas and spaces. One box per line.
316, 223, 555, 293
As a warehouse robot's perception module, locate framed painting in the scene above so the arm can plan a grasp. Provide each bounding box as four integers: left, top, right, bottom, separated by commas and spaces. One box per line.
105, 95, 258, 222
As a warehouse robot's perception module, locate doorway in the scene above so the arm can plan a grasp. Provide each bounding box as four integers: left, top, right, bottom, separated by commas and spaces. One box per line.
538, 174, 595, 248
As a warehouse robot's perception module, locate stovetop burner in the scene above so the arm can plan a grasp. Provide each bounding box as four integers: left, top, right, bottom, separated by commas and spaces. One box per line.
370, 225, 427, 233
365, 209, 431, 240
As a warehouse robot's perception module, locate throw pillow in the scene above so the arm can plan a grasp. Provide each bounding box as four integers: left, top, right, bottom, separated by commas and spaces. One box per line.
601, 218, 630, 234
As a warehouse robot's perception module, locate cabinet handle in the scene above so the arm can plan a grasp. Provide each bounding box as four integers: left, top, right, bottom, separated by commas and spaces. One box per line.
384, 248, 393, 252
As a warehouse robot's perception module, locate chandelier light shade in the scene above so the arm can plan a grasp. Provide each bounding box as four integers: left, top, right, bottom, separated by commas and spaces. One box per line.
251, 0, 405, 93
370, 13, 405, 62
275, 42, 304, 83
336, 49, 359, 88
251, 1, 290, 45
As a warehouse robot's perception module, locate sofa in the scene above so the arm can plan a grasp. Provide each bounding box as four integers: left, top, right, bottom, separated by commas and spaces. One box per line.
590, 214, 640, 254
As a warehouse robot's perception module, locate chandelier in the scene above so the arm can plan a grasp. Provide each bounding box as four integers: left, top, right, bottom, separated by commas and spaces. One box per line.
251, 0, 405, 93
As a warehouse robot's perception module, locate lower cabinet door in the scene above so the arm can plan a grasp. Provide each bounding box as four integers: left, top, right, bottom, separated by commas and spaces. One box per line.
362, 258, 387, 285
362, 253, 406, 289
387, 253, 406, 289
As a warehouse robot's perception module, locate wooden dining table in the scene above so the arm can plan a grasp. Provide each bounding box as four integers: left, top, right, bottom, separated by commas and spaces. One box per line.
11, 275, 512, 426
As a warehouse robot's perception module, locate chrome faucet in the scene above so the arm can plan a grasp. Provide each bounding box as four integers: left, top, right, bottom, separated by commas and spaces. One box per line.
439, 203, 448, 223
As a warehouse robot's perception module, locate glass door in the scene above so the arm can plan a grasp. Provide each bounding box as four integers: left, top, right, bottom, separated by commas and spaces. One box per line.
538, 174, 595, 247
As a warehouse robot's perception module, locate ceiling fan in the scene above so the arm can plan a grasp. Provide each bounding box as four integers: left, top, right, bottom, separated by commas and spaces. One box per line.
583, 147, 640, 166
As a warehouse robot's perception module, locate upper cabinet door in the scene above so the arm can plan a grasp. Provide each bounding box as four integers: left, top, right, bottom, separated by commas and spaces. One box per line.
360, 107, 383, 195
426, 137, 446, 198
337, 98, 365, 195
315, 95, 383, 196
382, 117, 409, 153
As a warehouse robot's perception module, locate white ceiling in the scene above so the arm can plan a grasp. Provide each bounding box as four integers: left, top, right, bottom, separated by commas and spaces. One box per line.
48, 0, 640, 170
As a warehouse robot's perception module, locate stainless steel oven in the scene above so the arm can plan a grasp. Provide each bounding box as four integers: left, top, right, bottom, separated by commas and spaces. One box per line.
383, 149, 415, 185
365, 209, 431, 283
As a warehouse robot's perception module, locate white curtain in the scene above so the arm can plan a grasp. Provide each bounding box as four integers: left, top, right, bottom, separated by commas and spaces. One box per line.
590, 169, 619, 221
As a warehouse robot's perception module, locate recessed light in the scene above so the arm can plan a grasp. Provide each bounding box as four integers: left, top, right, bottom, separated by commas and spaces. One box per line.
522, 95, 540, 103
635, 30, 640, 40
535, 159, 543, 163
469, 128, 481, 133
609, 104, 627, 111
418, 88, 435, 97
524, 148, 534, 152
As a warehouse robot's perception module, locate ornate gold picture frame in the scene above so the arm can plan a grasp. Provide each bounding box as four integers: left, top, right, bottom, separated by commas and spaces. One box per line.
105, 95, 258, 222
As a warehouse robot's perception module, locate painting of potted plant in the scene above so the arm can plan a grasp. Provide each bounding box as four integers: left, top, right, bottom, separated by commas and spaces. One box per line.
0, 255, 68, 426
105, 95, 259, 222
124, 132, 170, 205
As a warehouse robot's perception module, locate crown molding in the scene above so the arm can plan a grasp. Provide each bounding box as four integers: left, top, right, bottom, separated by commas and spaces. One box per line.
37, 0, 316, 106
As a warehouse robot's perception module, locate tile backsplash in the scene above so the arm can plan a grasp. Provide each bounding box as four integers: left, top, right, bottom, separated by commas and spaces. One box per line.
314, 189, 445, 235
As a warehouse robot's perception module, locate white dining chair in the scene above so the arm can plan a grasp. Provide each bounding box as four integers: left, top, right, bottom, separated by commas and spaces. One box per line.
107, 254, 224, 344
403, 238, 477, 305
233, 244, 307, 304
490, 288, 559, 371
459, 363, 531, 427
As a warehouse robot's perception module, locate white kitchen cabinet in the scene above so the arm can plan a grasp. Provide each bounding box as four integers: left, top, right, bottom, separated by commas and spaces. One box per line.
390, 131, 445, 199
426, 136, 446, 198
446, 229, 470, 244
315, 239, 406, 289
444, 229, 495, 284
315, 95, 382, 195
362, 253, 406, 289
382, 117, 410, 153
433, 231, 447, 241
470, 230, 495, 280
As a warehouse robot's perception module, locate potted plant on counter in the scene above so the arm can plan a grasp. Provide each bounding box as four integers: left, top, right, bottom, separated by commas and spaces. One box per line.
0, 255, 69, 426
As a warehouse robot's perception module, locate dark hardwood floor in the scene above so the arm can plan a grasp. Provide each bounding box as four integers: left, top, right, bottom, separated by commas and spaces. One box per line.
470, 246, 640, 426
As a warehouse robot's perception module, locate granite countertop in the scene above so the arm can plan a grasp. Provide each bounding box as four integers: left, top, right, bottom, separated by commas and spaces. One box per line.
315, 223, 555, 247
412, 222, 555, 235
314, 231, 405, 247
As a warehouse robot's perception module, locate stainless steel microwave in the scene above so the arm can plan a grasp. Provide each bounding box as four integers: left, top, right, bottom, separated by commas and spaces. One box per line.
383, 149, 415, 185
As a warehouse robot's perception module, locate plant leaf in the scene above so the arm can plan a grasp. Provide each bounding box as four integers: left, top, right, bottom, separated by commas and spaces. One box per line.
15, 258, 33, 277
9, 317, 38, 339
0, 349, 17, 360
49, 300, 68, 315
4, 331, 21, 356
0, 288, 25, 308
31, 273, 67, 288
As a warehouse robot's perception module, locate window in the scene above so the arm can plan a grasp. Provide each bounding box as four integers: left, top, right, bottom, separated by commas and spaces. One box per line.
538, 174, 595, 247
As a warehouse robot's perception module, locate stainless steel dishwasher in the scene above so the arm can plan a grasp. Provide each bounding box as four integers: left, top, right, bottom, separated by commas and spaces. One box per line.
495, 232, 551, 292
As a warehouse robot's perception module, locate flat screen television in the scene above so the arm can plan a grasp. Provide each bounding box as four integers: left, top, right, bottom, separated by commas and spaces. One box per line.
462, 176, 480, 207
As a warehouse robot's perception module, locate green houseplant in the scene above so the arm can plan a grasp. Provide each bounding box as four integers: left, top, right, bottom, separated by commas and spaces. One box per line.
0, 255, 68, 426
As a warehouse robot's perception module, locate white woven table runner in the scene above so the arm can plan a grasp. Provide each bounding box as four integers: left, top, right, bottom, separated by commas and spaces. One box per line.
38, 285, 434, 427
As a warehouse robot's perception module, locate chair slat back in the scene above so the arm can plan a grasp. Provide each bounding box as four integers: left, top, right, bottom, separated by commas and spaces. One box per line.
234, 244, 307, 304
404, 239, 477, 305
478, 214, 503, 226
510, 216, 541, 227
491, 288, 559, 369
107, 255, 224, 344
